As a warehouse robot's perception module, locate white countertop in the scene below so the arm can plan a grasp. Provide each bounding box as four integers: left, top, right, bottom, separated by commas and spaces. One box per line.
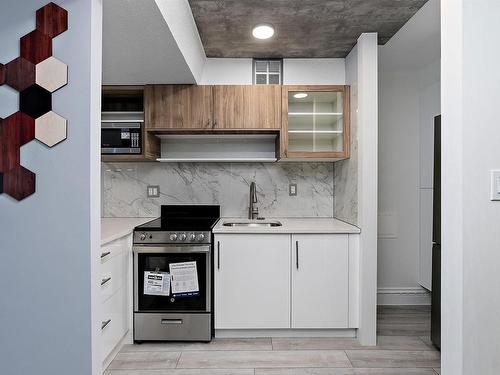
212, 217, 361, 234
101, 217, 153, 246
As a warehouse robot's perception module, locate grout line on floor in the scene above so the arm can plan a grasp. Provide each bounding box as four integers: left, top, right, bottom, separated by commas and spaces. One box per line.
175, 351, 182, 368
344, 349, 355, 368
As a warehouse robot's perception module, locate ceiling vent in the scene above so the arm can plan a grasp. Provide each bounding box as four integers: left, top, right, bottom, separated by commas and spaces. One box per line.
253, 59, 282, 85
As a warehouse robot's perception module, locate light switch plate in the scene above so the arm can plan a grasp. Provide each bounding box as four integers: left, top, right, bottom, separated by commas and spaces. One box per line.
289, 183, 297, 196
147, 185, 160, 198
490, 170, 500, 201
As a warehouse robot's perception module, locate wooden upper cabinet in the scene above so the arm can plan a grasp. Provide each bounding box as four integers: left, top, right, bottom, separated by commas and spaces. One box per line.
144, 85, 213, 130
281, 85, 350, 160
212, 85, 281, 130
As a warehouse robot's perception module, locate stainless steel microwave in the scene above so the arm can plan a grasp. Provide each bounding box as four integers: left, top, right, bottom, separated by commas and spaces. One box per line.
101, 112, 143, 155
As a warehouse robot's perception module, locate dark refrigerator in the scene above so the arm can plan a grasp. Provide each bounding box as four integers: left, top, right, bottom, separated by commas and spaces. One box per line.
431, 115, 441, 349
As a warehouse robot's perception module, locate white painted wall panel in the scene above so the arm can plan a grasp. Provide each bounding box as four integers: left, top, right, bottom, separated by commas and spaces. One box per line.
200, 58, 253, 84
442, 0, 500, 373
283, 58, 345, 85
200, 58, 345, 85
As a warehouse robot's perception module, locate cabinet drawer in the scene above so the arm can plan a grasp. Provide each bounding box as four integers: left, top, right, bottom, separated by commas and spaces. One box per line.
134, 313, 211, 342
100, 235, 130, 262
100, 245, 125, 264
101, 250, 128, 303
101, 286, 128, 362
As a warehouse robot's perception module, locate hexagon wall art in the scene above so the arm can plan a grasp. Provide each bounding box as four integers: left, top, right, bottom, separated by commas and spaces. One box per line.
0, 2, 68, 201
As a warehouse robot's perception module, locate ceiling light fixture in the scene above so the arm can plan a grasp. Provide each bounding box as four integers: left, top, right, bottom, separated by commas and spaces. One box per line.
293, 93, 308, 99
252, 24, 275, 40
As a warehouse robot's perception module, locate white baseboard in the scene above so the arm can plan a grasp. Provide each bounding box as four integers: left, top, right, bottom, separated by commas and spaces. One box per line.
377, 287, 431, 305
215, 328, 357, 338
103, 331, 129, 372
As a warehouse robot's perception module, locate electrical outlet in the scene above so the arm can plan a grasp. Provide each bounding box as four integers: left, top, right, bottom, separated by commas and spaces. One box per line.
147, 185, 160, 198
289, 183, 297, 196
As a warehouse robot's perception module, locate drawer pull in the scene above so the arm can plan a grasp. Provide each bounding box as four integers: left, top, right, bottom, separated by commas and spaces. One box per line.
296, 241, 299, 269
217, 241, 220, 270
161, 319, 183, 325
101, 319, 111, 330
101, 277, 111, 286
100, 251, 111, 259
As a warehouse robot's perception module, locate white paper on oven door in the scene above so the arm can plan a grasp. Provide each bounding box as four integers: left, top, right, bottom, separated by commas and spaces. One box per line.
143, 271, 171, 296
169, 261, 199, 297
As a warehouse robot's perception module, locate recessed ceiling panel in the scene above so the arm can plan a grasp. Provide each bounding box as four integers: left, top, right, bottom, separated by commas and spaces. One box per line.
188, 0, 428, 58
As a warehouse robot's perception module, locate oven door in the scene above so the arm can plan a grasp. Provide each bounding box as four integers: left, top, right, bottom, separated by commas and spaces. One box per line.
133, 245, 210, 313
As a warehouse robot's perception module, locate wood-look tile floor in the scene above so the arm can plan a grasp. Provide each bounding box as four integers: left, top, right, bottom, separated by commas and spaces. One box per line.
106, 306, 440, 375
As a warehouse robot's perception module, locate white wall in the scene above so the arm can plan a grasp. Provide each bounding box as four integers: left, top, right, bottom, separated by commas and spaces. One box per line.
201, 58, 253, 84
334, 47, 358, 225
103, 0, 197, 85
283, 58, 345, 84
200, 58, 346, 85
441, 0, 500, 373
0, 1, 102, 374
377, 0, 440, 304
356, 33, 379, 346
155, 0, 206, 83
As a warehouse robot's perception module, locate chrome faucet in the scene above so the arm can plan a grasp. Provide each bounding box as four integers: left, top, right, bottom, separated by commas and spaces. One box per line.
249, 182, 259, 219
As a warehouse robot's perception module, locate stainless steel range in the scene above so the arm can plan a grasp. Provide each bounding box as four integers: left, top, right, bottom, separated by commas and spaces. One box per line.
132, 205, 220, 342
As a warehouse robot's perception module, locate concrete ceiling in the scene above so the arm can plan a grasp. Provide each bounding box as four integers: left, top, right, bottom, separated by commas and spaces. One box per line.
102, 0, 200, 85
188, 0, 429, 58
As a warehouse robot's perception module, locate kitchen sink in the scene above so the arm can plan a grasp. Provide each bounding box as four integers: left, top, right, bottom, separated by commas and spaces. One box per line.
222, 220, 282, 227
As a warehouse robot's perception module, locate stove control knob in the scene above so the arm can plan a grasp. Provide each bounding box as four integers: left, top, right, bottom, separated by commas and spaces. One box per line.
179, 233, 187, 241
169, 233, 178, 241
140, 233, 147, 241
188, 233, 196, 241
197, 233, 205, 242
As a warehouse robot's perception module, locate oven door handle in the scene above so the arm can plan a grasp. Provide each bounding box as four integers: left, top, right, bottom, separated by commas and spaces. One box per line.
161, 319, 183, 325
133, 245, 211, 254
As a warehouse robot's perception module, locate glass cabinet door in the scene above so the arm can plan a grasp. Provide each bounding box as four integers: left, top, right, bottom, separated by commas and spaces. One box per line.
283, 86, 349, 159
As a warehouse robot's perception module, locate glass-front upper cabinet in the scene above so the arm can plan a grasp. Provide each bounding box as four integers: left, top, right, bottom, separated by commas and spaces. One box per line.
281, 85, 350, 160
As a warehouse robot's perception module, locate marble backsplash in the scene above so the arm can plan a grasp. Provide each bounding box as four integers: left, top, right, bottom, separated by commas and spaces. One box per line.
102, 162, 335, 218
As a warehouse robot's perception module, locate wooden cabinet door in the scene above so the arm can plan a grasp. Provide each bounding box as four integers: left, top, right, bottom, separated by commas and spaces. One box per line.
281, 85, 350, 160
291, 234, 349, 328
214, 234, 290, 329
213, 85, 281, 129
144, 85, 213, 130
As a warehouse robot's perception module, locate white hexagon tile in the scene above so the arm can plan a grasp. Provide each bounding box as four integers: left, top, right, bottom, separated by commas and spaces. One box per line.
35, 111, 67, 147
35, 57, 68, 93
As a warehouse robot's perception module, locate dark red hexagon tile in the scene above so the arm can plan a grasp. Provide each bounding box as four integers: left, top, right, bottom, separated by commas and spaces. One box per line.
0, 64, 5, 85
36, 2, 68, 38
3, 165, 35, 201
0, 112, 35, 173
20, 30, 52, 64
19, 84, 52, 119
5, 57, 35, 92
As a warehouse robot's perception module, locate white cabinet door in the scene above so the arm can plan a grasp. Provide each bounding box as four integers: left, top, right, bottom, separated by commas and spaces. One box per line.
215, 234, 290, 329
291, 234, 349, 328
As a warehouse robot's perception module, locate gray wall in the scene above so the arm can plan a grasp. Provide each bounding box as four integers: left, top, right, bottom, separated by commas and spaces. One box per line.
102, 162, 334, 218
0, 1, 99, 374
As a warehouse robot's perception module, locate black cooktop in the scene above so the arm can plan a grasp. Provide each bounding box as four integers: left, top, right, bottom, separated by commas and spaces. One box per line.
135, 205, 220, 231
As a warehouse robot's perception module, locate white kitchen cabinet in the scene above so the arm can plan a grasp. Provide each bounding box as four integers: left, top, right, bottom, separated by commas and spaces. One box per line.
100, 234, 131, 368
215, 234, 291, 329
291, 234, 349, 328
